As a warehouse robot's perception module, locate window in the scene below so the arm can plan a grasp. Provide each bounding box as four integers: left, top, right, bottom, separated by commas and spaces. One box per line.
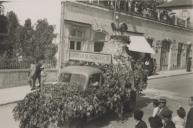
69, 28, 84, 51
77, 41, 81, 50
59, 73, 86, 90
70, 41, 75, 50
70, 29, 84, 38
94, 31, 106, 52
59, 73, 71, 82
94, 42, 104, 52
70, 41, 81, 50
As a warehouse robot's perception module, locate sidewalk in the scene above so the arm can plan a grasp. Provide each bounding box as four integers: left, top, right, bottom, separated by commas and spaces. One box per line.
0, 69, 192, 106
0, 86, 31, 106
148, 69, 193, 80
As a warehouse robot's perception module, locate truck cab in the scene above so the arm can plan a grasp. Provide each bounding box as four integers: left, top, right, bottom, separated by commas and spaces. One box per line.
58, 66, 103, 90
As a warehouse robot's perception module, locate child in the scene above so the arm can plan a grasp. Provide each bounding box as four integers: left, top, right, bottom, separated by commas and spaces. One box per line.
173, 107, 186, 128
134, 109, 147, 128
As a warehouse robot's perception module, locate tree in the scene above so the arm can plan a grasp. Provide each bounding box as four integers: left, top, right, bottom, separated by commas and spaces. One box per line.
17, 18, 34, 58
3, 11, 20, 58
32, 19, 57, 62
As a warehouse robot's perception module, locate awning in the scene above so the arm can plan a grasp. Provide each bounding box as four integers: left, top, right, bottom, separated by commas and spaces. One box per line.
127, 35, 155, 54
157, 0, 193, 9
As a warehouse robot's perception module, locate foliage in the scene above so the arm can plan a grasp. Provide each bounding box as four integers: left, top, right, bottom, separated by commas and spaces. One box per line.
32, 19, 57, 60
0, 15, 8, 34
16, 18, 34, 57
0, 11, 20, 57
13, 64, 133, 128
0, 12, 57, 64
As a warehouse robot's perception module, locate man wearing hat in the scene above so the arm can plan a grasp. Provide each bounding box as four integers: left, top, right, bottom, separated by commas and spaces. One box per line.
157, 98, 171, 119
185, 96, 193, 128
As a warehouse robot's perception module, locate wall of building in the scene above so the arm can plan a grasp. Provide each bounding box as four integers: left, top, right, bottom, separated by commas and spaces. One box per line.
60, 1, 193, 71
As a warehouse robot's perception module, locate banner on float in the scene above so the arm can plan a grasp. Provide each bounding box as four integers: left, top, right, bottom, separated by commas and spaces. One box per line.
69, 51, 112, 64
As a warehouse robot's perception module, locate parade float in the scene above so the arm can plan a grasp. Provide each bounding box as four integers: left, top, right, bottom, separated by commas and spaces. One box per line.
13, 21, 154, 128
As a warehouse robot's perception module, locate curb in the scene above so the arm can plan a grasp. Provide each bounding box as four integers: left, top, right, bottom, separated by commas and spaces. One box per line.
148, 71, 193, 80
0, 100, 22, 107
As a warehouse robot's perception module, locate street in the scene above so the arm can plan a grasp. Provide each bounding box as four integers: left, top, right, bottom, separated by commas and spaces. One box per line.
0, 74, 193, 128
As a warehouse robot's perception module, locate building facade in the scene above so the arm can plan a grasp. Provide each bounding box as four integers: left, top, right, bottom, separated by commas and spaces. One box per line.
59, 1, 193, 71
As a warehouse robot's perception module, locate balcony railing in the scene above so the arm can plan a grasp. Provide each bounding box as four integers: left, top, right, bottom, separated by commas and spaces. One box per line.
78, 0, 192, 29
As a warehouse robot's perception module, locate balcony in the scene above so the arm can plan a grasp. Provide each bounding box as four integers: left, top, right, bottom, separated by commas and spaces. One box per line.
78, 0, 193, 30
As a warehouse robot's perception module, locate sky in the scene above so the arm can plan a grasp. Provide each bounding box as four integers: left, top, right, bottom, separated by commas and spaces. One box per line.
4, 0, 63, 36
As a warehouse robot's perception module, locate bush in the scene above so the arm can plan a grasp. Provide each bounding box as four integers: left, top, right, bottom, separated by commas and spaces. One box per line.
13, 64, 133, 128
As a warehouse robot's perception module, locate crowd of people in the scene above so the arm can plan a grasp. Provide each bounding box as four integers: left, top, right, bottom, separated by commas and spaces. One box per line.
133, 97, 193, 128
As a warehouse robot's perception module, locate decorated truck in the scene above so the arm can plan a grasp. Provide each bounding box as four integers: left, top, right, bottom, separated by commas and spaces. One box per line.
13, 25, 154, 128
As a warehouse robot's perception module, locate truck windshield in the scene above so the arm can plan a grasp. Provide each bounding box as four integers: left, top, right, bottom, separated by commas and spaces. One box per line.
59, 73, 86, 87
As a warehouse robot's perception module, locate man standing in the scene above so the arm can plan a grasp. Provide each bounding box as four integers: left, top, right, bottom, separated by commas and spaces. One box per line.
185, 96, 193, 128
157, 98, 171, 119
31, 58, 43, 90
186, 57, 192, 72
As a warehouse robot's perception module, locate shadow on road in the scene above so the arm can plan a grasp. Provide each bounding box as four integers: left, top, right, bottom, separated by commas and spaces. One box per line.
85, 95, 153, 128
135, 95, 153, 109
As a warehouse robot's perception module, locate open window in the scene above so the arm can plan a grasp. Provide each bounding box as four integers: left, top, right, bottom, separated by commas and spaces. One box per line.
94, 30, 107, 52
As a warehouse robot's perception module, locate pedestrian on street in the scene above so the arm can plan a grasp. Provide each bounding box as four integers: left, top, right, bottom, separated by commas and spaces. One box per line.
152, 99, 160, 117
152, 58, 157, 75
162, 109, 176, 128
31, 57, 43, 90
157, 98, 171, 119
186, 57, 192, 72
185, 96, 193, 128
173, 107, 186, 128
148, 99, 163, 128
134, 109, 147, 128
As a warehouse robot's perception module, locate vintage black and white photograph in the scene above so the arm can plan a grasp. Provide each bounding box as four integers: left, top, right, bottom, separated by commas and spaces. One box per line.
0, 0, 193, 128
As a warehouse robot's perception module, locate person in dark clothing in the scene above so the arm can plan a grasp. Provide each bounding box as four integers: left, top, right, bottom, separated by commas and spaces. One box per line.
149, 116, 163, 128
134, 109, 147, 128
186, 57, 192, 72
158, 98, 171, 119
31, 58, 43, 90
148, 99, 163, 128
162, 109, 176, 128
185, 96, 193, 128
